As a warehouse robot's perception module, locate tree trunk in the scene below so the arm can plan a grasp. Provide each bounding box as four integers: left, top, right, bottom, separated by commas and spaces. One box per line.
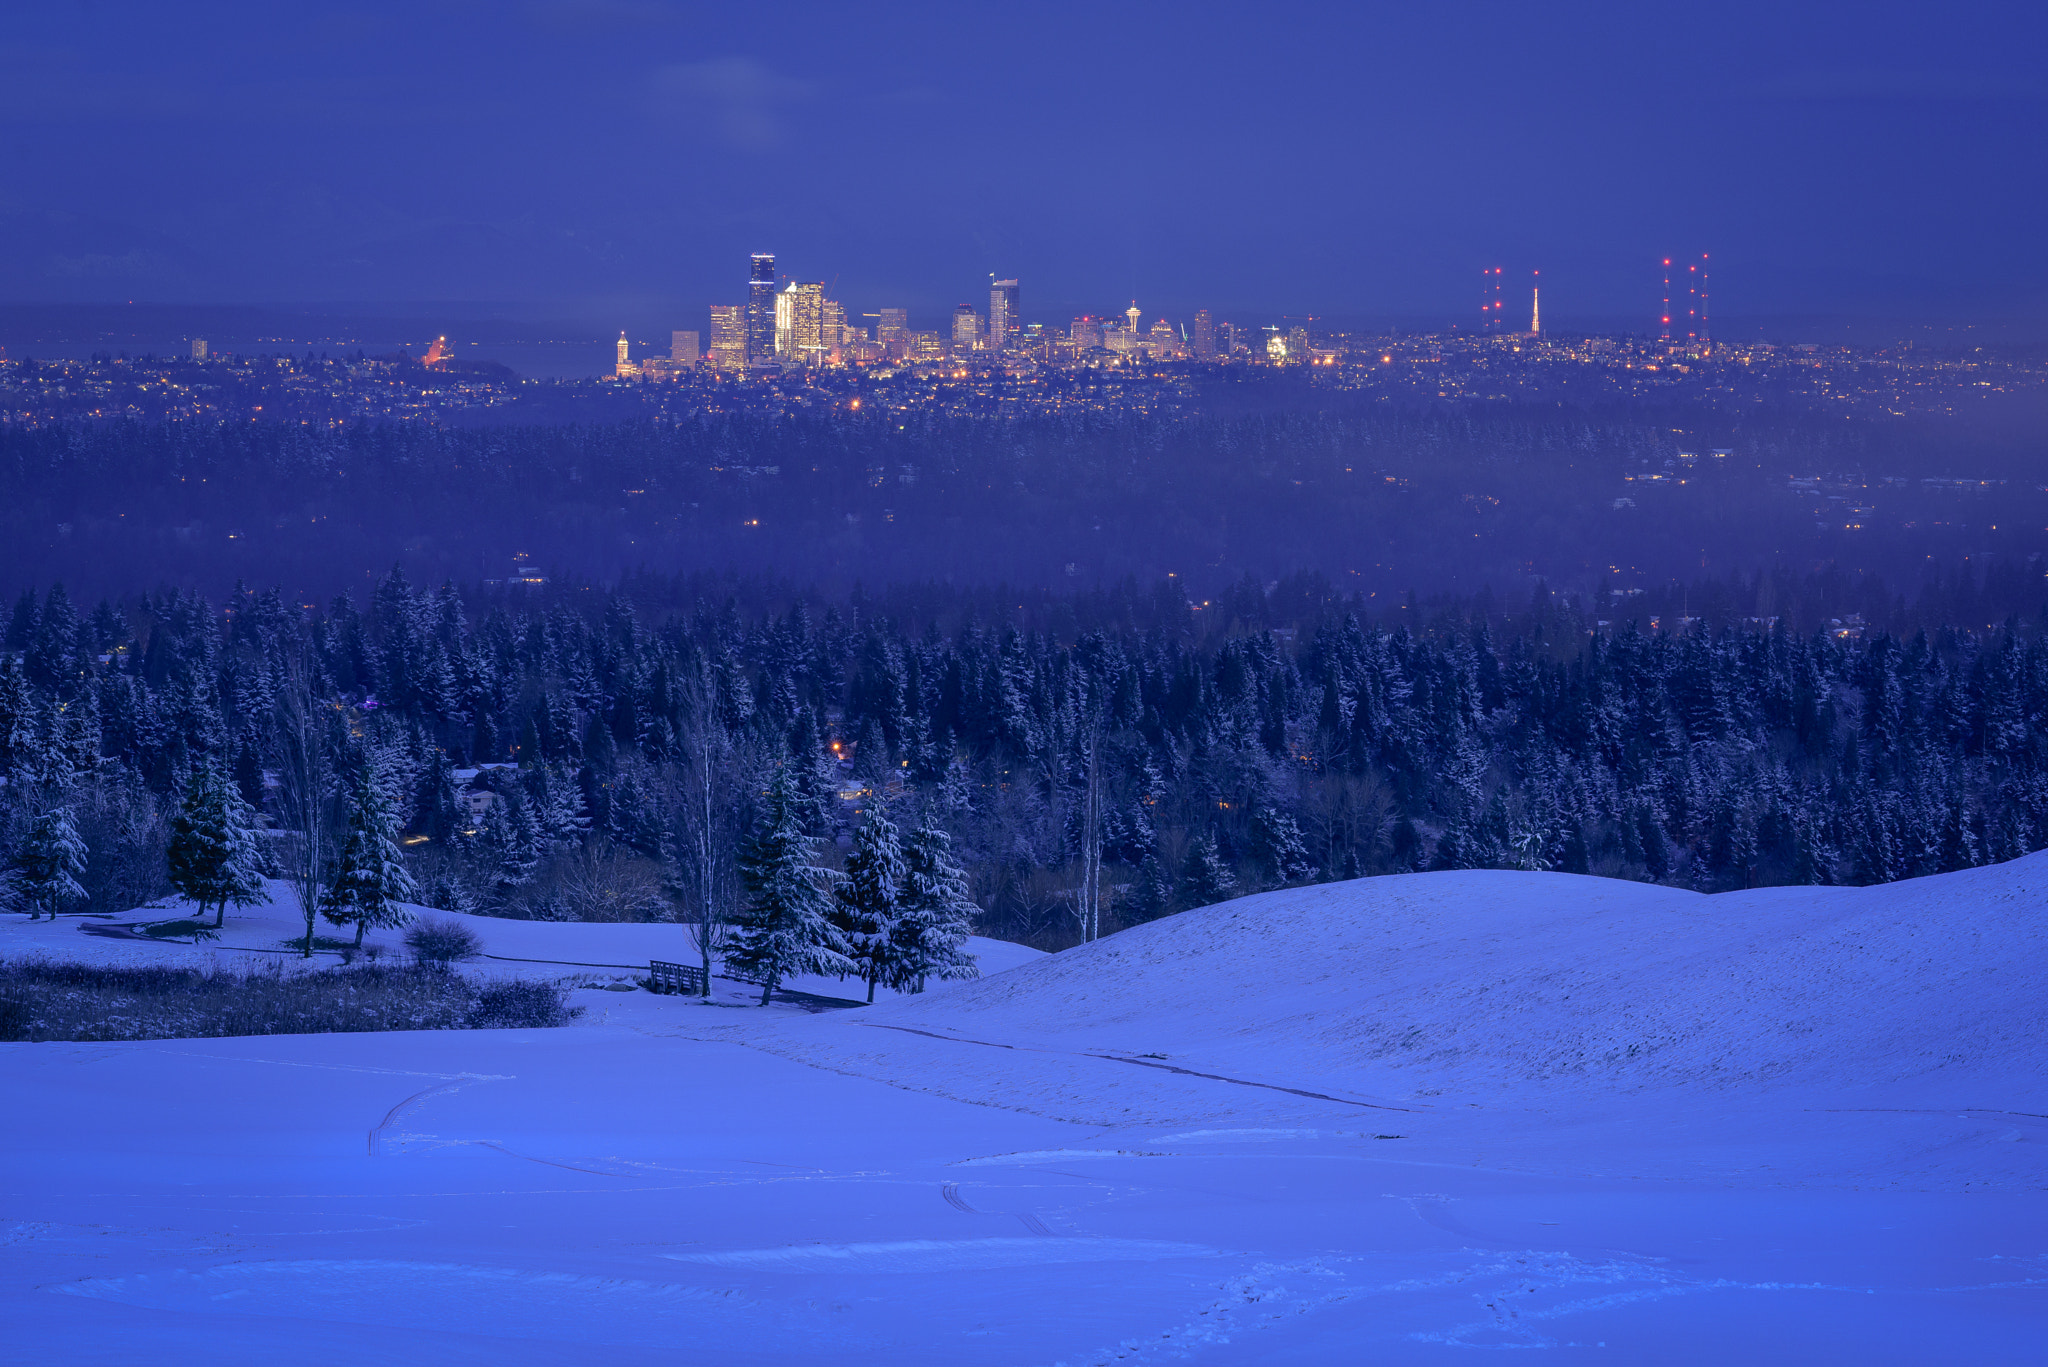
214, 899, 225, 928
758, 976, 774, 1007
354, 916, 367, 949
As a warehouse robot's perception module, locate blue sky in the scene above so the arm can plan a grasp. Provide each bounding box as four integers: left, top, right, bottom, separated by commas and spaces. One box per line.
2, 1, 2042, 326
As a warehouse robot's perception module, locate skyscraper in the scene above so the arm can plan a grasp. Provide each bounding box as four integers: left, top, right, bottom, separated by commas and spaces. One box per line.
952, 305, 980, 354
709, 305, 746, 371
747, 252, 777, 365
1192, 309, 1216, 360
1070, 316, 1104, 350
822, 298, 847, 359
877, 308, 908, 357
671, 331, 699, 364
615, 332, 634, 378
776, 281, 826, 363
988, 279, 1019, 352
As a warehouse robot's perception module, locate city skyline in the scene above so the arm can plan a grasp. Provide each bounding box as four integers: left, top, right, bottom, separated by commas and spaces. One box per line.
603, 245, 1749, 374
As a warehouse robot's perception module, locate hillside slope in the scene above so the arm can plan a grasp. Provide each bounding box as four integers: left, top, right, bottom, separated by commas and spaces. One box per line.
733, 857, 2048, 1143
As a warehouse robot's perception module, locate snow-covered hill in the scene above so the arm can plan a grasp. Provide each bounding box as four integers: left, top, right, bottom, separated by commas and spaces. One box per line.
856, 857, 2048, 1100
6, 862, 2044, 1363
719, 857, 2048, 1190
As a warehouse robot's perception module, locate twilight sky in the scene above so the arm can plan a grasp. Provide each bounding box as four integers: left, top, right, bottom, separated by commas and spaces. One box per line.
2, 0, 2043, 327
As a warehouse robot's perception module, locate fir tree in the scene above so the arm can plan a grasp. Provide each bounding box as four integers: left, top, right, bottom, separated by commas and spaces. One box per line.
1178, 830, 1238, 908
890, 820, 978, 991
13, 803, 87, 919
321, 759, 420, 948
833, 810, 904, 1002
1249, 803, 1314, 885
167, 765, 265, 927
1129, 851, 1175, 922
0, 653, 34, 782
727, 767, 850, 1005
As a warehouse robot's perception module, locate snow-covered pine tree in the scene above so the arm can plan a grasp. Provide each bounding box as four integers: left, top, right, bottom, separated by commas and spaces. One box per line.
1128, 851, 1174, 922
167, 765, 266, 926
213, 772, 267, 926
0, 653, 35, 784
1249, 803, 1314, 885
1179, 830, 1237, 907
832, 810, 904, 1003
727, 766, 850, 1005
889, 820, 979, 992
321, 758, 420, 948
13, 803, 87, 919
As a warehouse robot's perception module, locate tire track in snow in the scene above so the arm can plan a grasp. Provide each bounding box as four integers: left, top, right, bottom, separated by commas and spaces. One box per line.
366, 1076, 507, 1157
854, 1020, 1415, 1112
1085, 1054, 1417, 1111
942, 1180, 1054, 1236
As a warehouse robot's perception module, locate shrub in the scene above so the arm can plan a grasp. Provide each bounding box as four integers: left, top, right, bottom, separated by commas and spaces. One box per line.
0, 958, 577, 1041
466, 980, 578, 1029
404, 916, 483, 963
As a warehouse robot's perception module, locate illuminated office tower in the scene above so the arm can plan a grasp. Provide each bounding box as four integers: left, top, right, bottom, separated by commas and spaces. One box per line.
876, 307, 908, 357
1287, 325, 1310, 361
709, 305, 746, 371
952, 304, 980, 353
1192, 309, 1216, 360
190, 338, 208, 360
988, 279, 1019, 352
671, 331, 699, 364
822, 298, 847, 358
1070, 316, 1104, 349
615, 332, 634, 378
747, 252, 777, 364
776, 281, 826, 363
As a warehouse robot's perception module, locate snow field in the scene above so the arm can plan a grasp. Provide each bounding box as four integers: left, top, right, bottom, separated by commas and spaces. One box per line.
2, 860, 2045, 1361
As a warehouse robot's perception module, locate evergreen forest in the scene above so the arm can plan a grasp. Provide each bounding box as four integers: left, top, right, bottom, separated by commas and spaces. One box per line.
5, 568, 2047, 950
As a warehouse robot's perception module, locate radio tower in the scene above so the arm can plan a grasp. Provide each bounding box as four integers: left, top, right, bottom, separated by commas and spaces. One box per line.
1481, 267, 1505, 331
1687, 254, 1703, 344
1529, 269, 1541, 338
1660, 258, 1673, 341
